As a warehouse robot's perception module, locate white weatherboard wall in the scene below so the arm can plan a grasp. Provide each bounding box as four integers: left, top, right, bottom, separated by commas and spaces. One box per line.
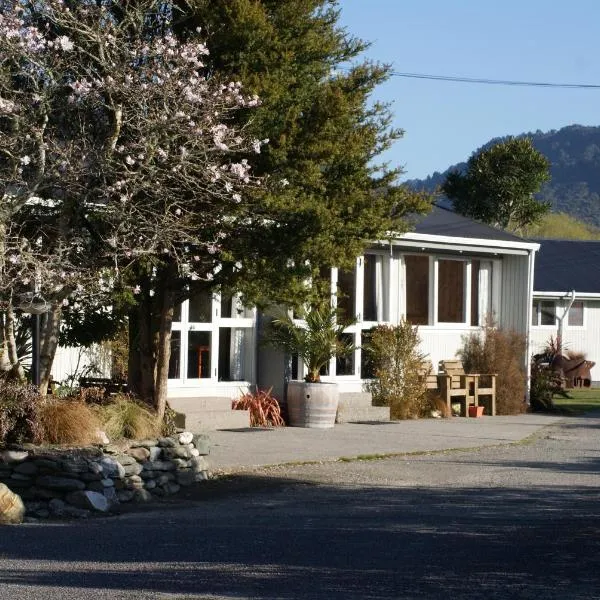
52, 345, 111, 383
530, 299, 600, 383
500, 254, 530, 335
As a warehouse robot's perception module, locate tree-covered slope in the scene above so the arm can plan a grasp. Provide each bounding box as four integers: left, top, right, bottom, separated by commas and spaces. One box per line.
407, 125, 600, 226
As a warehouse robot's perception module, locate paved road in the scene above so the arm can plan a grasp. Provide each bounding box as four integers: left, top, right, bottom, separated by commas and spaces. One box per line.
1, 414, 600, 599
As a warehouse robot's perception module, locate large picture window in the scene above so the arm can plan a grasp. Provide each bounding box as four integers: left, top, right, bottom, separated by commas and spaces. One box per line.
404, 255, 493, 326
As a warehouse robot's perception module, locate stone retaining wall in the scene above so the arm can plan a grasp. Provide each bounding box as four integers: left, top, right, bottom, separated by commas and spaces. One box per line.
0, 431, 209, 520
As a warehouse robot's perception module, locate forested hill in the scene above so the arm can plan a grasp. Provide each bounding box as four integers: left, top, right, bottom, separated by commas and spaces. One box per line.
406, 125, 600, 226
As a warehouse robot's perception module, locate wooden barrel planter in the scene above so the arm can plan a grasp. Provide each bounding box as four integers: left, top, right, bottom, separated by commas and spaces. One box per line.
286, 381, 339, 428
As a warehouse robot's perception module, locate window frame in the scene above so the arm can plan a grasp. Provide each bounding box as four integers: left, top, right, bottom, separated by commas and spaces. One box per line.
402, 254, 491, 328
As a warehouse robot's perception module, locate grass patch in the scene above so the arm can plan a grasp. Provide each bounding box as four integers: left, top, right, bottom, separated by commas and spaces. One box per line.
553, 388, 600, 415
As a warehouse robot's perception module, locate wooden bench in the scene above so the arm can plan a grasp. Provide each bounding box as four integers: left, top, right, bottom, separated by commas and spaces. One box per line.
79, 377, 128, 396
438, 360, 496, 417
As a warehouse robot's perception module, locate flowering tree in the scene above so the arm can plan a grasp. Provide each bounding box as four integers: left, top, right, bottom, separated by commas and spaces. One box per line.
0, 0, 265, 416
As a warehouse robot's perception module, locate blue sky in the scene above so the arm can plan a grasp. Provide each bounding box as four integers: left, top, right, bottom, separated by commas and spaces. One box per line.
339, 0, 600, 180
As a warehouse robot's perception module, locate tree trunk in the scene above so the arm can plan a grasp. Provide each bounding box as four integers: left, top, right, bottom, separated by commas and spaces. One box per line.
4, 304, 25, 381
39, 303, 62, 395
0, 312, 11, 374
127, 291, 156, 405
154, 285, 174, 422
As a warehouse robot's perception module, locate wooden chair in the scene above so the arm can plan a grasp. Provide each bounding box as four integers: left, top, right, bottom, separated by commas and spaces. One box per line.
418, 360, 440, 392
438, 360, 496, 417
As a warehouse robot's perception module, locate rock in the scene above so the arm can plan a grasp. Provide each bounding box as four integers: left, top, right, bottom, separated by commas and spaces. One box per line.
0, 483, 25, 524
148, 446, 162, 461
62, 505, 90, 519
130, 439, 158, 449
176, 470, 197, 486
151, 486, 165, 497
0, 467, 13, 478
33, 458, 60, 472
13, 462, 38, 476
65, 490, 110, 513
34, 488, 63, 500
103, 444, 121, 455
140, 470, 155, 480
132, 489, 153, 503
157, 437, 176, 448
172, 458, 192, 469
10, 473, 33, 482
190, 448, 200, 457
80, 472, 103, 482
192, 434, 210, 455
162, 446, 191, 460
122, 462, 143, 477
162, 482, 181, 495
96, 430, 110, 445
115, 454, 137, 466
117, 490, 134, 503
124, 476, 144, 490
33, 508, 50, 519
178, 431, 194, 445
35, 476, 86, 491
143, 460, 175, 472
156, 473, 175, 485
100, 457, 125, 479
86, 478, 114, 492
126, 447, 150, 462
88, 461, 104, 475
190, 456, 208, 473
144, 479, 157, 490
103, 487, 118, 505
0, 450, 29, 464
48, 498, 66, 516
194, 471, 209, 482
61, 457, 90, 474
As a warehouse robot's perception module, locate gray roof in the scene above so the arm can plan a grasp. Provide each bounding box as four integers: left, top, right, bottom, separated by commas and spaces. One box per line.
533, 239, 600, 294
410, 205, 528, 243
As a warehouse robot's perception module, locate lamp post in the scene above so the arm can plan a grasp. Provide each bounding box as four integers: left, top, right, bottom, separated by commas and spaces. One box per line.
16, 293, 49, 388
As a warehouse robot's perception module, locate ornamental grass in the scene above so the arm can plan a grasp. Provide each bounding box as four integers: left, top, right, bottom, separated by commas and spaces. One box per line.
232, 388, 285, 427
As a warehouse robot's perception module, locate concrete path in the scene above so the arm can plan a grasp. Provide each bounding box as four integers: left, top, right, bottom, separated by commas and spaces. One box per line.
207, 413, 563, 472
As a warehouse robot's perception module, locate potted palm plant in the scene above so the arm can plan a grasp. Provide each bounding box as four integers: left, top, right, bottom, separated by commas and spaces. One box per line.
266, 303, 355, 428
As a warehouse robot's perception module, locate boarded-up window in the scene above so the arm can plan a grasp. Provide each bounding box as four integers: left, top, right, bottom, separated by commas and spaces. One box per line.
405, 255, 429, 325
568, 301, 584, 326
438, 260, 464, 323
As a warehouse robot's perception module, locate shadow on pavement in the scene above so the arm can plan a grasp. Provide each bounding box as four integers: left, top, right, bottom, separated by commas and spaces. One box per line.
1, 470, 599, 599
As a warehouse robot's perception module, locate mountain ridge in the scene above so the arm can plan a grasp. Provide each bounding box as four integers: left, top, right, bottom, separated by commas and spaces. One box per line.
405, 124, 600, 226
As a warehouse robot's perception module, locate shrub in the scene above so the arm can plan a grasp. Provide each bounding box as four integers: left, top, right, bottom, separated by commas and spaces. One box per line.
458, 323, 527, 415
365, 322, 429, 419
96, 394, 160, 440
529, 356, 559, 412
0, 382, 43, 446
232, 388, 285, 427
38, 399, 103, 446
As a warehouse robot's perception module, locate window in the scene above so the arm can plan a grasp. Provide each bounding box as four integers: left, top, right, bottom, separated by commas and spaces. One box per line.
404, 255, 492, 326
405, 255, 429, 325
169, 292, 254, 384
437, 259, 464, 323
531, 300, 556, 326
336, 267, 356, 320
568, 301, 584, 327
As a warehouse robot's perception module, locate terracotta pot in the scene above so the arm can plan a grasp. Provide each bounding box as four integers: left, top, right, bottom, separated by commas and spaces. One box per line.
468, 405, 484, 418
286, 381, 339, 428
